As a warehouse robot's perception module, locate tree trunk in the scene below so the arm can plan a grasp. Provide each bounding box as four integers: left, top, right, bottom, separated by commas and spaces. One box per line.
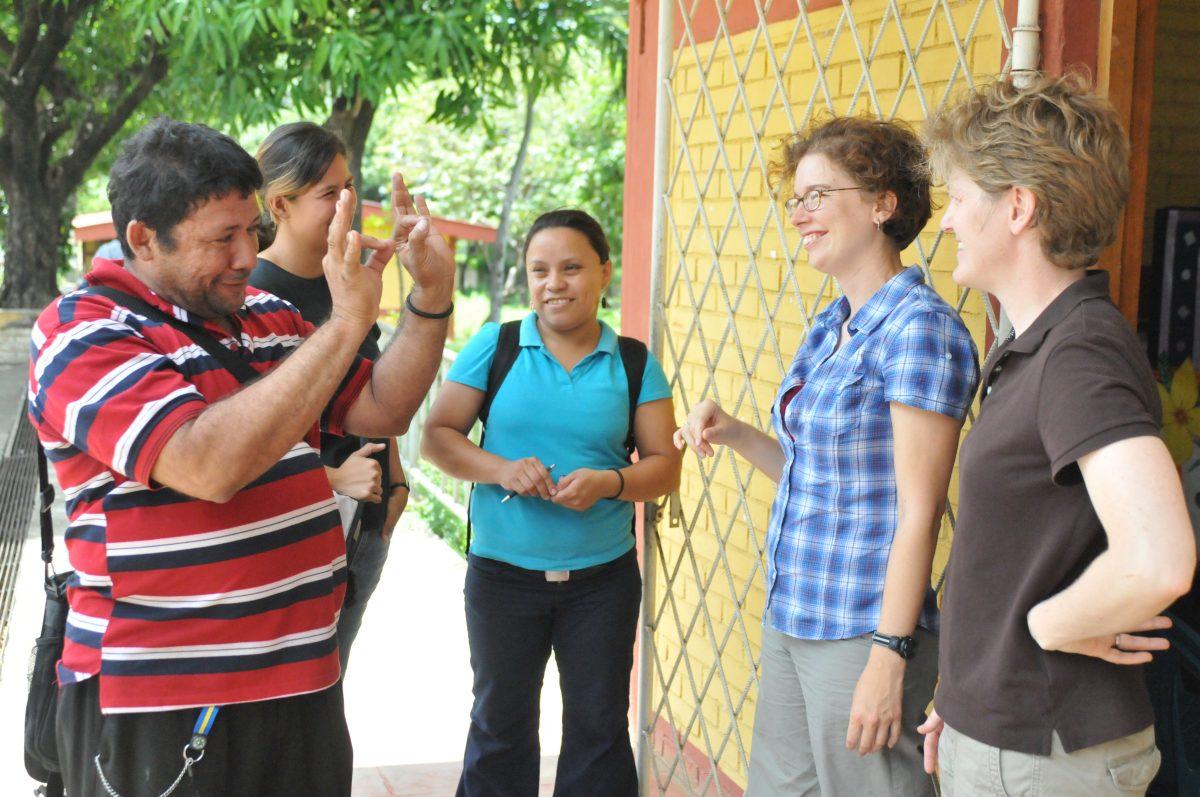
487, 86, 539, 323
325, 93, 376, 230
0, 1, 168, 309
1, 178, 67, 307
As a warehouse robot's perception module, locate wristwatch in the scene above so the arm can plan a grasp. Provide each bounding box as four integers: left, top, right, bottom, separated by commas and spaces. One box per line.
871, 631, 917, 660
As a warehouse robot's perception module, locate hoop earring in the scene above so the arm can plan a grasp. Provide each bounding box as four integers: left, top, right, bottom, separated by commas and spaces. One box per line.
601, 295, 610, 309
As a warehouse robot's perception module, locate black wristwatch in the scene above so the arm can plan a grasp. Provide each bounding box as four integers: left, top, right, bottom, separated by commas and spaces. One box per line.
871, 631, 917, 660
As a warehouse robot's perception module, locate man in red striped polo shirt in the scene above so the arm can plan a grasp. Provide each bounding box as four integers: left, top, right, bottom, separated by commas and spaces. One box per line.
29, 117, 454, 797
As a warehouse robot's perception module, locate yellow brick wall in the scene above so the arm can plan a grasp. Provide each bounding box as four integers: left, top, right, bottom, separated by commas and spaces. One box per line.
654, 1, 1005, 787
1143, 0, 1200, 269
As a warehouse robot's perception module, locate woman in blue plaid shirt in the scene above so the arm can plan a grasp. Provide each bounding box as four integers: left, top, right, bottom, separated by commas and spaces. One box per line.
676, 117, 979, 795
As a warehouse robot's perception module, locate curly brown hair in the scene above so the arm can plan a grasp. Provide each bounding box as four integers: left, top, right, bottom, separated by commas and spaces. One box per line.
924, 73, 1129, 270
771, 116, 932, 250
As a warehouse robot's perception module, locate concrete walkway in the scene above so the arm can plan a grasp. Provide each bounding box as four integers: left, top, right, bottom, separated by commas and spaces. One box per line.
0, 316, 564, 795
345, 515, 562, 796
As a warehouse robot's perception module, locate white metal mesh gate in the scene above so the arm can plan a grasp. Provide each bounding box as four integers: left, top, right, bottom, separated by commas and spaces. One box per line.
637, 1, 1014, 793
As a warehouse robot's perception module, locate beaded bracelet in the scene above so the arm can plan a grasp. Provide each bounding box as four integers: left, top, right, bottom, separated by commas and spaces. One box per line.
405, 292, 454, 320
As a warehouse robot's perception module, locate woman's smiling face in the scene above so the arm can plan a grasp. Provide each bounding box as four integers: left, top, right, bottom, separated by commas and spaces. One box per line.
525, 226, 611, 334
940, 168, 1006, 292
278, 154, 355, 253
788, 153, 878, 276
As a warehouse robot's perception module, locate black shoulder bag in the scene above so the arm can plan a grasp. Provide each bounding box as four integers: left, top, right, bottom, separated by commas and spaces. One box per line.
23, 441, 69, 795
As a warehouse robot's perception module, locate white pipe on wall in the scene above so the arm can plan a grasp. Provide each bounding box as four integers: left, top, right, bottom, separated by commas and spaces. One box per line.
993, 0, 1043, 342
1011, 0, 1042, 88
636, 1, 673, 791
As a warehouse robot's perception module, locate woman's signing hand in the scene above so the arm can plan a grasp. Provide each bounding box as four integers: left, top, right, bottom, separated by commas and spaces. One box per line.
673, 399, 736, 457
499, 457, 557, 500
552, 468, 620, 512
328, 442, 386, 503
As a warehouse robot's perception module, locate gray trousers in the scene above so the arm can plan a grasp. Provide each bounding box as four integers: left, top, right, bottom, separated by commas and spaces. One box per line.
746, 625, 938, 796
938, 723, 1160, 796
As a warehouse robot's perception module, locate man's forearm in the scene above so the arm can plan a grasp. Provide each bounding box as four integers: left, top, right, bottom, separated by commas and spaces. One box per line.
350, 301, 451, 437
153, 318, 367, 501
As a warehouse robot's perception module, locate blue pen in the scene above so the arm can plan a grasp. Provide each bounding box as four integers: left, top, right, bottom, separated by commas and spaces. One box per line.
500, 464, 555, 503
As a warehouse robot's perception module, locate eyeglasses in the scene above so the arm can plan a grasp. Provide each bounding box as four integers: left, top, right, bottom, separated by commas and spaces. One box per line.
784, 187, 863, 214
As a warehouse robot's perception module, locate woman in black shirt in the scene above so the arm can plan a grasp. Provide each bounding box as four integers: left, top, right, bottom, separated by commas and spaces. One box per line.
251, 121, 410, 670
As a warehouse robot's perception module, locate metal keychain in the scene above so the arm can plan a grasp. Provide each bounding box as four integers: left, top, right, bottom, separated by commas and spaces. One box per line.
93, 706, 219, 797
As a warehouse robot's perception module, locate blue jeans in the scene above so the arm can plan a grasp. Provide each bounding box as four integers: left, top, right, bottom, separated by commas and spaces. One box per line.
457, 548, 641, 797
337, 523, 391, 672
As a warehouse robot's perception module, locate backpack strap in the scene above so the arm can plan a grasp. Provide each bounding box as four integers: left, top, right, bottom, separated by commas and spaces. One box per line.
467, 320, 523, 553
36, 443, 56, 580
616, 335, 648, 461
479, 320, 523, 428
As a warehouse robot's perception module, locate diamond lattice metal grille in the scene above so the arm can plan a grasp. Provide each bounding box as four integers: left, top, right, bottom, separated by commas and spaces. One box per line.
640, 1, 1013, 793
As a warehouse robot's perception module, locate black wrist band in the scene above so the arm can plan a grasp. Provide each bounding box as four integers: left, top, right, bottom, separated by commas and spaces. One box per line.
390, 481, 410, 492
405, 292, 454, 319
608, 468, 625, 500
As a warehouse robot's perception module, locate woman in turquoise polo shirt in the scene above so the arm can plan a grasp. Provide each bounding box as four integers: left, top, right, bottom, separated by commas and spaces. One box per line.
422, 209, 682, 797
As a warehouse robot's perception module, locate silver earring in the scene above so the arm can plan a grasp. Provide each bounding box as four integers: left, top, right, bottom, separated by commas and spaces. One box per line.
875, 220, 882, 232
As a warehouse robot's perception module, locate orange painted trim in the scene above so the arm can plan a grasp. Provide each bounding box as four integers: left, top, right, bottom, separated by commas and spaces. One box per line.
71, 205, 496, 246
673, 0, 838, 47
360, 201, 498, 243
623, 0, 658, 736
1114, 0, 1158, 324
621, 0, 659, 343
1040, 0, 1102, 78
73, 220, 118, 244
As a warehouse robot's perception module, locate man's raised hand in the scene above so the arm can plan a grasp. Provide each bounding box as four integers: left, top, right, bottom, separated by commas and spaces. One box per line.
390, 173, 455, 311
325, 189, 394, 331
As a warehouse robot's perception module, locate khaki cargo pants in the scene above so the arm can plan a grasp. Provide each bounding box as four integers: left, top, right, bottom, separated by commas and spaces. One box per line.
938, 723, 1161, 796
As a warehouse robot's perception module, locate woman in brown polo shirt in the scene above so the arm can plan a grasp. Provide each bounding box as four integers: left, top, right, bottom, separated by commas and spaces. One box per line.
918, 74, 1197, 795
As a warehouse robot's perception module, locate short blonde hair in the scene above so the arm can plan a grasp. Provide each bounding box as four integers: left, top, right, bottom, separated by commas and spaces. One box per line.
924, 73, 1129, 269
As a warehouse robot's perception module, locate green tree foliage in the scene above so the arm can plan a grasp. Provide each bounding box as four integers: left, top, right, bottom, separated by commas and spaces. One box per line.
1, 0, 625, 311
362, 56, 626, 297
426, 0, 626, 322
0, 0, 500, 306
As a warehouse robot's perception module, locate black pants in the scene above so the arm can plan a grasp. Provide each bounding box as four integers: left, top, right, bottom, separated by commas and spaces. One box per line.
57, 677, 352, 797
457, 548, 641, 797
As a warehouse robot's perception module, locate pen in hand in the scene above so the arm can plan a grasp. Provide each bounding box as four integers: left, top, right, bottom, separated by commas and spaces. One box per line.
500, 464, 555, 504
